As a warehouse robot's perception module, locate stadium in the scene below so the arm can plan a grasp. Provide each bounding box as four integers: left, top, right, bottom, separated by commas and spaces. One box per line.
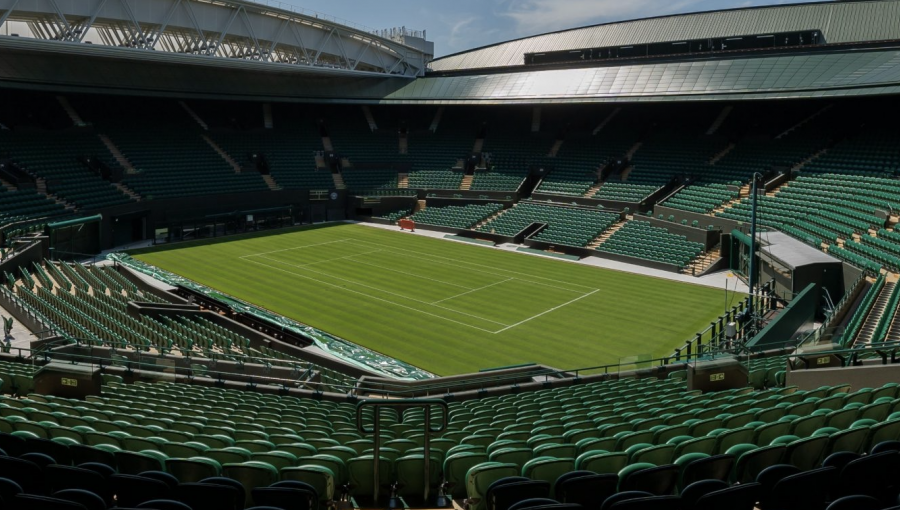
2, 0, 900, 508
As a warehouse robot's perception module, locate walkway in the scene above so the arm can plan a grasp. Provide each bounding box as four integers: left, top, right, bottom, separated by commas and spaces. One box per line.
355, 221, 749, 293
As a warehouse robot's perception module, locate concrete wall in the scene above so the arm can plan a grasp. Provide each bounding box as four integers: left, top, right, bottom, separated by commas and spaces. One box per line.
90, 188, 346, 249
787, 362, 900, 393
0, 240, 44, 277
746, 283, 818, 350
653, 204, 742, 233
641, 216, 722, 249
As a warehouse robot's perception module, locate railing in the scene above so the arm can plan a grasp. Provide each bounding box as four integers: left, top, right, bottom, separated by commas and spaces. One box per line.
669, 280, 774, 362
0, 285, 67, 342
14, 329, 900, 404
356, 399, 447, 503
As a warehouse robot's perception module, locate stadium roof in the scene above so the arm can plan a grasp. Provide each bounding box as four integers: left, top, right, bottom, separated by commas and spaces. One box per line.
430, 0, 900, 72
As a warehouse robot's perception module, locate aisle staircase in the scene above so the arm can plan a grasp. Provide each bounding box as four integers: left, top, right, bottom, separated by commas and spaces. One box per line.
56, 96, 87, 127
98, 135, 136, 174
593, 108, 621, 135
429, 107, 445, 132
587, 220, 627, 248
36, 178, 76, 211
202, 135, 241, 173
262, 175, 282, 191
548, 140, 564, 157
712, 183, 751, 214
777, 104, 832, 139
460, 174, 473, 190
584, 181, 604, 198
709, 143, 736, 164
179, 101, 208, 130
263, 103, 273, 129
706, 106, 733, 135
792, 148, 828, 172
397, 173, 409, 189
114, 183, 142, 201
854, 281, 897, 346
332, 173, 346, 190
362, 106, 378, 131
474, 206, 508, 229
683, 244, 722, 275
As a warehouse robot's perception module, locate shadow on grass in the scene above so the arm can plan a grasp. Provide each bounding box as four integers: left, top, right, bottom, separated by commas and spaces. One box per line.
126, 223, 346, 256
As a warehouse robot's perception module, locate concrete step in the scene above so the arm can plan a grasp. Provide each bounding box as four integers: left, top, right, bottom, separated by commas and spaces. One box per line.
460, 174, 473, 191
397, 173, 409, 189
332, 173, 346, 190
179, 101, 208, 130
202, 135, 241, 172
98, 134, 137, 174
706, 106, 733, 135
56, 96, 87, 127
588, 220, 627, 248
114, 182, 142, 201
262, 174, 282, 191
263, 103, 273, 129
429, 107, 445, 132
548, 139, 564, 157
593, 108, 621, 135
362, 106, 377, 131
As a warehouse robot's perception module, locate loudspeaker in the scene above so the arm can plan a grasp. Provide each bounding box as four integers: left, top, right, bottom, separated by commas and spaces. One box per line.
687, 356, 749, 393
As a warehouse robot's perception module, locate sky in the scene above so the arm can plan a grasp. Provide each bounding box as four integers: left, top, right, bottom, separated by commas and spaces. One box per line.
275, 0, 824, 57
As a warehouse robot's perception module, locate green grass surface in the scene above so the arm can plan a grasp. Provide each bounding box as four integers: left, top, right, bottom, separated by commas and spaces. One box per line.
133, 223, 731, 376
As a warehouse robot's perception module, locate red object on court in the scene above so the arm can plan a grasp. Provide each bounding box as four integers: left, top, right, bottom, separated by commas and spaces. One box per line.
398, 219, 415, 231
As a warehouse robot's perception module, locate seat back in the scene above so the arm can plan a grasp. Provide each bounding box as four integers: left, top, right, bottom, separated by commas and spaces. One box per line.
693, 482, 761, 510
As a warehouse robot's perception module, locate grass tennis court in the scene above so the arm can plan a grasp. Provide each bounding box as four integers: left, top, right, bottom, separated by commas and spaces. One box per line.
131, 223, 732, 375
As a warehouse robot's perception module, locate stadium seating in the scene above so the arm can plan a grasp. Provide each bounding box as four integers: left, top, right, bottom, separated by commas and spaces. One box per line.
1, 373, 899, 509
596, 132, 725, 204
0, 130, 134, 210
408, 170, 464, 190
212, 128, 334, 190
596, 221, 705, 268
536, 121, 640, 197
408, 203, 503, 230
341, 168, 399, 193
3, 262, 356, 390
477, 203, 619, 247
375, 208, 414, 223
0, 188, 68, 227
469, 161, 528, 192
111, 130, 270, 200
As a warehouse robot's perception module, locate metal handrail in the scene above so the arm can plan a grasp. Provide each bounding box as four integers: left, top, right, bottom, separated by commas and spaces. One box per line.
355, 399, 448, 503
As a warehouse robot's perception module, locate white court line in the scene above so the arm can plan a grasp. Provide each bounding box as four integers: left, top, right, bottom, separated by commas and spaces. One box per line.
342, 255, 472, 290
241, 257, 502, 333
493, 289, 600, 334
240, 239, 352, 258
255, 249, 383, 269
350, 238, 589, 294
431, 278, 514, 305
